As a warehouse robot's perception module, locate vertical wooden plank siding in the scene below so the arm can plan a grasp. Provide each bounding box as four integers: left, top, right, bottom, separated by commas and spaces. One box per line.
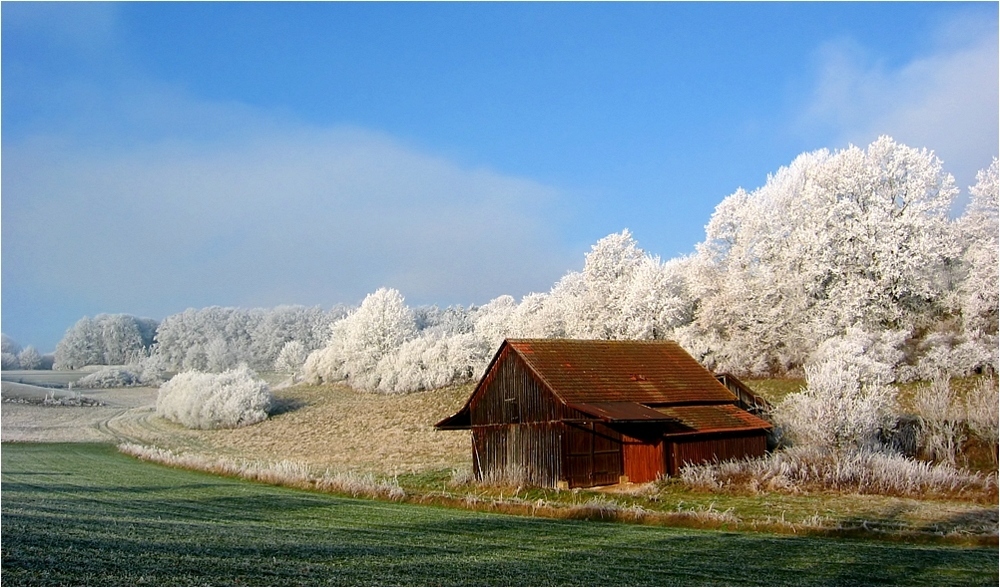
470, 347, 559, 425
472, 424, 562, 487
666, 433, 767, 475
469, 348, 564, 487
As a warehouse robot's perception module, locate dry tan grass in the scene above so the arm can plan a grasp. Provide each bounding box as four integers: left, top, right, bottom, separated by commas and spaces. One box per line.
105, 382, 474, 475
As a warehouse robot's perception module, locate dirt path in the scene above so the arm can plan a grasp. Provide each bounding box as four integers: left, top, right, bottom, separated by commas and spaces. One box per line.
2, 384, 161, 444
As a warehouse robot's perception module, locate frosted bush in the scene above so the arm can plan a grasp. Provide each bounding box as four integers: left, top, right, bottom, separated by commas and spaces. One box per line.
77, 367, 142, 388
680, 446, 994, 498
274, 340, 307, 374
772, 356, 898, 452
966, 377, 999, 466
156, 366, 272, 429
913, 377, 965, 465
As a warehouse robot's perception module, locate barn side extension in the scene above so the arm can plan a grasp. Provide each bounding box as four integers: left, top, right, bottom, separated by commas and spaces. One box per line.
436, 339, 772, 489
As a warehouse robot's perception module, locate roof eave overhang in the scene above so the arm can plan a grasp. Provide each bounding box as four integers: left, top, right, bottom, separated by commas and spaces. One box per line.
434, 408, 472, 430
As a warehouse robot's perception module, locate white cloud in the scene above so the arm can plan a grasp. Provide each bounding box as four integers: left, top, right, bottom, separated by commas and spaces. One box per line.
798, 17, 998, 199
2, 121, 574, 320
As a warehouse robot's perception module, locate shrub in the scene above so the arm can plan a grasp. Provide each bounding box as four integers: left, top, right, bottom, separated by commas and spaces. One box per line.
680, 446, 995, 500
77, 367, 142, 388
913, 377, 966, 465
966, 377, 999, 467
274, 340, 307, 374
771, 357, 898, 452
156, 366, 272, 429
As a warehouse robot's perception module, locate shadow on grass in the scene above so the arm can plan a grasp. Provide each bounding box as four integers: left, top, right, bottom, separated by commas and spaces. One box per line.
269, 396, 307, 417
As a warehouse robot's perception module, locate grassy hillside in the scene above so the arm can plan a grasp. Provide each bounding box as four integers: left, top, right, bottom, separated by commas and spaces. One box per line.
2, 443, 997, 586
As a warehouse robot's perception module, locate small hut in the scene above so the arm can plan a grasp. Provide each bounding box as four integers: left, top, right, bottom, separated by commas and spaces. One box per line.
436, 339, 772, 488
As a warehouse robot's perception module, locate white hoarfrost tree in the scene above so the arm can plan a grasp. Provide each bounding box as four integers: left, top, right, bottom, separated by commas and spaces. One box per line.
274, 340, 307, 374
954, 158, 999, 372
1, 334, 22, 356
687, 137, 961, 377
373, 332, 489, 393
535, 230, 693, 342
1, 353, 20, 371
304, 288, 418, 390
156, 365, 272, 429
154, 305, 342, 373
54, 314, 158, 370
16, 346, 43, 370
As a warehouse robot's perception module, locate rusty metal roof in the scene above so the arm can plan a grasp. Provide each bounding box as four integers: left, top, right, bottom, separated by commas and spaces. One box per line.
565, 401, 678, 423
435, 339, 772, 434
657, 404, 773, 434
507, 339, 738, 406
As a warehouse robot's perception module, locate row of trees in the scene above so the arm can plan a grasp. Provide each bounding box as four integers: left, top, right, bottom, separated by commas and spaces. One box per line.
52, 314, 159, 369
1, 334, 50, 370
45, 305, 347, 374
304, 138, 997, 392
40, 137, 998, 396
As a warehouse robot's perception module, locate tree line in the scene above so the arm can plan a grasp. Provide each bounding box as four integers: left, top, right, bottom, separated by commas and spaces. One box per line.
10, 137, 996, 394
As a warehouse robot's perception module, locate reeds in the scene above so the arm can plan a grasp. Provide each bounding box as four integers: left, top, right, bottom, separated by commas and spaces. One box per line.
118, 442, 405, 500
679, 446, 997, 501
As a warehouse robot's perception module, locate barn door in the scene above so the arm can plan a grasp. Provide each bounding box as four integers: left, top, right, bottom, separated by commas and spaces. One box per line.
565, 422, 622, 487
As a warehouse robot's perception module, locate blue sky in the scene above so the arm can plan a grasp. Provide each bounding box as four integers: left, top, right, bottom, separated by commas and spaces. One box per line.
2, 1, 998, 352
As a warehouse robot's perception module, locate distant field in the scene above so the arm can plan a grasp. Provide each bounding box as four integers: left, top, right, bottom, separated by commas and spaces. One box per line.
2, 443, 997, 586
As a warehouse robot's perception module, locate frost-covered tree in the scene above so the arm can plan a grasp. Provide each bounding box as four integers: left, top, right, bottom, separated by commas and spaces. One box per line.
1, 353, 20, 370
471, 294, 519, 350
274, 340, 307, 374
373, 332, 489, 393
304, 288, 417, 389
687, 137, 961, 377
249, 305, 339, 366
17, 346, 43, 370
154, 307, 262, 372
955, 159, 999, 362
155, 305, 342, 373
54, 314, 158, 370
522, 230, 693, 342
413, 304, 475, 336
1, 333, 22, 356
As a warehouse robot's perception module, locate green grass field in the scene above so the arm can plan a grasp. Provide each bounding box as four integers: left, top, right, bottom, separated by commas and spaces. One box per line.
2, 443, 996, 586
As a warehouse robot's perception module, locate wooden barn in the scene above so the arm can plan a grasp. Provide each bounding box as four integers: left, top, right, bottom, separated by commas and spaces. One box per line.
435, 339, 772, 489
